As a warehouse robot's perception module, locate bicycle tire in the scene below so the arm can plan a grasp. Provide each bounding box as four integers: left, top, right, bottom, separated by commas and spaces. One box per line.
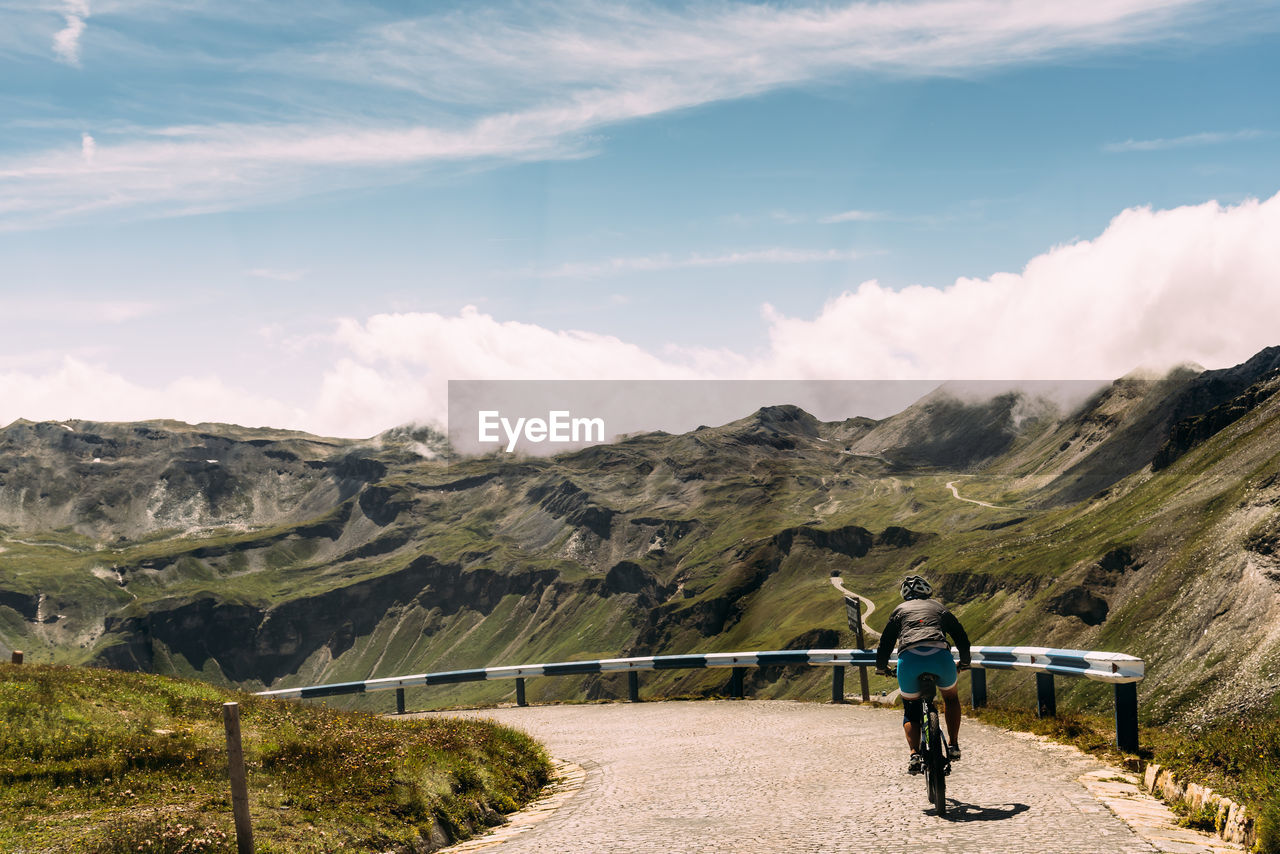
926, 706, 947, 815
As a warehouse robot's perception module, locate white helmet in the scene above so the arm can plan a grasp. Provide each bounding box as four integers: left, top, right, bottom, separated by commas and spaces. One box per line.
900, 574, 933, 600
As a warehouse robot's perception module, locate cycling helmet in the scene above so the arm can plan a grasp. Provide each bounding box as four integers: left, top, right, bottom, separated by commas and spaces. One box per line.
900, 575, 933, 600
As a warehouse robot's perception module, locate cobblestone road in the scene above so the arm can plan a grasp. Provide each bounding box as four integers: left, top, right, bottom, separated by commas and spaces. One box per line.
423, 700, 1214, 854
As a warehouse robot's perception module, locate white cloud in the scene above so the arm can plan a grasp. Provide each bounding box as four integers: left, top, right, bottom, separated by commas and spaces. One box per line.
80, 132, 95, 163
1104, 129, 1270, 152
3, 193, 1277, 436
52, 1, 89, 66
2, 0, 1232, 227
539, 248, 863, 279
757, 192, 1280, 380
0, 356, 304, 430
308, 307, 723, 437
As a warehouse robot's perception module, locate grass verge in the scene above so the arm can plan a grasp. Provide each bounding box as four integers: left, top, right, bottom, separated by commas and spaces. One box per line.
0, 663, 552, 853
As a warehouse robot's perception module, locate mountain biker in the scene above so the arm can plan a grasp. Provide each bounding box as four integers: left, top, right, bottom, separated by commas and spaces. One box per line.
874, 574, 971, 775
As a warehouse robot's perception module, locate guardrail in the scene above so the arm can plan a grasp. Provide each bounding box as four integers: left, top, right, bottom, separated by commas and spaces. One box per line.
256, 645, 1145, 751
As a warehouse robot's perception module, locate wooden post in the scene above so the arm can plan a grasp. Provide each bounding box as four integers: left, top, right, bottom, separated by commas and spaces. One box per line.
9, 650, 21, 665
1036, 673, 1056, 718
515, 677, 527, 707
221, 703, 254, 854
395, 687, 406, 715
729, 667, 745, 699
627, 670, 640, 703
831, 664, 845, 703
970, 667, 987, 709
1114, 682, 1139, 753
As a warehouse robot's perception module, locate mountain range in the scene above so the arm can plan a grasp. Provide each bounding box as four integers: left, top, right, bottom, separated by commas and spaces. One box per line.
2, 347, 1279, 724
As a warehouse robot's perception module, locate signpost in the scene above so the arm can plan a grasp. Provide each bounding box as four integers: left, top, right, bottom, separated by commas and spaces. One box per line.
845, 596, 871, 702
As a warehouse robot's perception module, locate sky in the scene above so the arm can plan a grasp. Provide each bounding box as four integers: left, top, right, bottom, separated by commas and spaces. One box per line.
1, 0, 1279, 438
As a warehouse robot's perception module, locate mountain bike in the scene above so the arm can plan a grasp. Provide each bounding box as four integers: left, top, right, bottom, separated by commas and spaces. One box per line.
886, 666, 951, 815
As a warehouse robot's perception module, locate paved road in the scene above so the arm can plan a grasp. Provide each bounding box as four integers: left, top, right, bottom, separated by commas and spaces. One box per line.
421, 701, 1223, 854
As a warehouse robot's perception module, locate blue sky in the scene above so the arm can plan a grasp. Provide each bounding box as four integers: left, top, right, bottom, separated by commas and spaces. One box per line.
2, 0, 1279, 436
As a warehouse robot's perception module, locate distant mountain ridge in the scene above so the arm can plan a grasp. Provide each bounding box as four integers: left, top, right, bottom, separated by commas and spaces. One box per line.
2, 349, 1279, 723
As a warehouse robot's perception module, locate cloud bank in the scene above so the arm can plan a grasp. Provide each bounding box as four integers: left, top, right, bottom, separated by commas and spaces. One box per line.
2, 192, 1276, 436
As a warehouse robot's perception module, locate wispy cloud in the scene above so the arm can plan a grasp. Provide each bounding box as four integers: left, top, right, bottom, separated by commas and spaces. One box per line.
819, 210, 887, 224
247, 268, 306, 282
1104, 129, 1271, 152
818, 208, 962, 226
52, 0, 90, 66
539, 248, 863, 279
0, 0, 1246, 227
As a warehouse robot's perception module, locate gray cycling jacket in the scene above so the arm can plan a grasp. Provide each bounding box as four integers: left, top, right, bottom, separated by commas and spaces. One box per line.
875, 598, 971, 671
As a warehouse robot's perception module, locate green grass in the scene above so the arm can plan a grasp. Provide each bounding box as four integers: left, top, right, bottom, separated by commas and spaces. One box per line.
0, 663, 552, 853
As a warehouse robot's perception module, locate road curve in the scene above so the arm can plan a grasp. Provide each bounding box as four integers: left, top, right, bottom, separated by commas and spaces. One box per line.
422, 701, 1231, 853
829, 576, 880, 640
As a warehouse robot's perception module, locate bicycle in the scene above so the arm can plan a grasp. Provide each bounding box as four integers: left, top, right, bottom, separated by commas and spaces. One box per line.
885, 665, 951, 816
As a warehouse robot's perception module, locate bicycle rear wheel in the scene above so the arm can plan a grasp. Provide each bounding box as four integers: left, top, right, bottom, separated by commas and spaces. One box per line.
926, 706, 947, 815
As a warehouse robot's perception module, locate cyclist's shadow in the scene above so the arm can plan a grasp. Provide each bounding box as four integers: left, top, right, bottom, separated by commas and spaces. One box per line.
933, 801, 1030, 822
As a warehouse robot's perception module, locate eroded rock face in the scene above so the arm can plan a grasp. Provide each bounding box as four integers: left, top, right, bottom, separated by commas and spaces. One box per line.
96, 557, 559, 684
1047, 586, 1109, 626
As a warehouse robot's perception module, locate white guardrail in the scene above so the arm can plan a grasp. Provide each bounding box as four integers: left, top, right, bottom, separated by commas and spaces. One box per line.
257, 645, 1142, 700
256, 645, 1145, 751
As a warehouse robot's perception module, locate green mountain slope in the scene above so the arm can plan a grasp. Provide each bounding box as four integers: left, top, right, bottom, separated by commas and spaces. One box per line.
2, 353, 1278, 723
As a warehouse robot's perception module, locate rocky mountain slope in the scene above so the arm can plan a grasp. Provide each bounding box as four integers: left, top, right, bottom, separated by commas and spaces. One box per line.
1, 350, 1278, 723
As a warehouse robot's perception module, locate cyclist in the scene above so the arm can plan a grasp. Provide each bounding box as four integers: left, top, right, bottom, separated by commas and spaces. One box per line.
874, 574, 971, 775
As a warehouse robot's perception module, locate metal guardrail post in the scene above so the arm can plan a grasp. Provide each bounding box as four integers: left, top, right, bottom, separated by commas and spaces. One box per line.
729, 667, 745, 699
831, 665, 845, 703
1036, 672, 1056, 718
970, 668, 987, 709
395, 687, 405, 715
515, 677, 527, 707
628, 670, 640, 702
1114, 682, 1139, 752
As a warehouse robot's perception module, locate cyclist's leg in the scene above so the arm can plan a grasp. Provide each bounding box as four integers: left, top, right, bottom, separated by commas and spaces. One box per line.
902, 698, 923, 752
940, 684, 961, 746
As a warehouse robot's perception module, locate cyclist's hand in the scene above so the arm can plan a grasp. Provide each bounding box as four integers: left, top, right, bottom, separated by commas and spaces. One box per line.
875, 667, 894, 677
957, 662, 971, 672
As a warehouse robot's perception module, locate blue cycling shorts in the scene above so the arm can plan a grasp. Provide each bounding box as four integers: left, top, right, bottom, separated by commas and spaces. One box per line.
896, 646, 957, 699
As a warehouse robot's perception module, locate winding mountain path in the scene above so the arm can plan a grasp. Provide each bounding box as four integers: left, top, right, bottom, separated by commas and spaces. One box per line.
424, 702, 1238, 854
945, 479, 1013, 510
